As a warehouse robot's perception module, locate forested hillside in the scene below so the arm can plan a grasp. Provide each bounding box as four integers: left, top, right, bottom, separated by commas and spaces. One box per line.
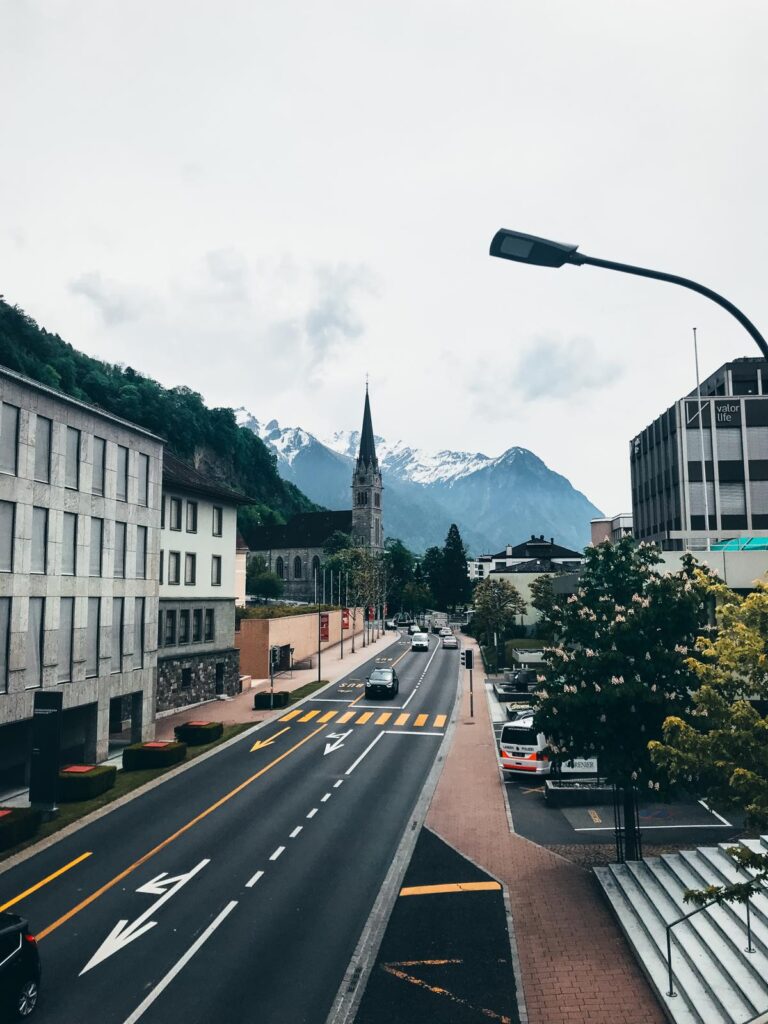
0, 300, 317, 540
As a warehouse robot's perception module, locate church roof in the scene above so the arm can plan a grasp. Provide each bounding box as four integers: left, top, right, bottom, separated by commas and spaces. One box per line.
248, 510, 353, 551
357, 387, 378, 470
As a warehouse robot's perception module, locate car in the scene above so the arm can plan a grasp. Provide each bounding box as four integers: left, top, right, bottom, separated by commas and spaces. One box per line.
441, 634, 458, 649
498, 717, 551, 776
0, 912, 41, 1019
365, 667, 399, 699
438, 627, 453, 637
385, 619, 397, 630
411, 632, 429, 652
408, 623, 421, 635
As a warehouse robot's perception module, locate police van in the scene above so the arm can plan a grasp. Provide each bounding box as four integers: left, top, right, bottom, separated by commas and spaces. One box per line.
498, 713, 550, 776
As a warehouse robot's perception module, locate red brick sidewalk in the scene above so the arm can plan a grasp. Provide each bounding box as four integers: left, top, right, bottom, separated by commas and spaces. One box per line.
426, 641, 664, 1024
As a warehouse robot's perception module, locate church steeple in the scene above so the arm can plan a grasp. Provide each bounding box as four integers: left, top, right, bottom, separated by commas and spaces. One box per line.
351, 385, 384, 550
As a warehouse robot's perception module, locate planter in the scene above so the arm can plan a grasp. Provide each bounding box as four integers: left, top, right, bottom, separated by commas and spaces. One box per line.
253, 691, 290, 710
123, 741, 187, 771
544, 778, 612, 808
58, 764, 117, 802
0, 807, 42, 851
174, 721, 223, 746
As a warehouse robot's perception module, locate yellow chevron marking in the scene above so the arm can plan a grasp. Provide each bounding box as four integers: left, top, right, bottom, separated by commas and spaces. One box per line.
337, 711, 355, 724
433, 714, 447, 728
356, 711, 374, 725
279, 709, 303, 722
394, 713, 409, 726
414, 714, 428, 727
375, 712, 392, 725
318, 711, 337, 723
298, 709, 320, 723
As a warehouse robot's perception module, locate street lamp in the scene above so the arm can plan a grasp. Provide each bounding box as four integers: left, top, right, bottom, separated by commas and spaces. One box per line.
489, 229, 768, 359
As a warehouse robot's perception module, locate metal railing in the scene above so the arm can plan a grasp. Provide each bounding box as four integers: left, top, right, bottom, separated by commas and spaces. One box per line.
665, 894, 755, 998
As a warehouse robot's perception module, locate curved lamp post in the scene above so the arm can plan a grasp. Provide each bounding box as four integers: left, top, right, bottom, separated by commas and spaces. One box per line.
489, 229, 768, 360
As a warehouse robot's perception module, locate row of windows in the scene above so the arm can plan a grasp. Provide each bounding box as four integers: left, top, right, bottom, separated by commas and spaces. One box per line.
0, 503, 148, 579
0, 595, 146, 692
159, 551, 222, 586
158, 607, 215, 647
0, 403, 151, 504
162, 497, 223, 537
354, 491, 381, 508
274, 555, 321, 580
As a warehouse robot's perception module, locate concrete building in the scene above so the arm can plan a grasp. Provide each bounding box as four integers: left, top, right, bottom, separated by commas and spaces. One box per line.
0, 367, 162, 788
156, 454, 250, 713
235, 531, 249, 608
591, 513, 633, 545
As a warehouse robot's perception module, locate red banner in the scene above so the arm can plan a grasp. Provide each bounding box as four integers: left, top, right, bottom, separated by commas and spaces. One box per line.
320, 612, 329, 642
342, 607, 350, 630
383, 603, 388, 618
368, 606, 374, 622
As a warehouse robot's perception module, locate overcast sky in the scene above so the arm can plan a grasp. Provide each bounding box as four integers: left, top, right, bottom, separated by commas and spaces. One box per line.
3, 1, 767, 516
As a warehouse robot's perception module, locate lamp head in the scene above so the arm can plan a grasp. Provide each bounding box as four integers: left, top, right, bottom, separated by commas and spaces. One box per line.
489, 229, 579, 268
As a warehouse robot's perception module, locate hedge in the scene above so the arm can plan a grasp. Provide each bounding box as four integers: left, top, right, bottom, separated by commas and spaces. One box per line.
253, 691, 290, 709
122, 741, 187, 771
173, 722, 223, 746
0, 807, 42, 852
57, 764, 117, 803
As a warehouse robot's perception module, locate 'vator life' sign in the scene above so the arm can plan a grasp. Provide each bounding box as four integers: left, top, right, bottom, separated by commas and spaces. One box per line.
715, 400, 742, 426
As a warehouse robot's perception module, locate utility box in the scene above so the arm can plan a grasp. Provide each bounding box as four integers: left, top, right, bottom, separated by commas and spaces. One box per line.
29, 691, 64, 814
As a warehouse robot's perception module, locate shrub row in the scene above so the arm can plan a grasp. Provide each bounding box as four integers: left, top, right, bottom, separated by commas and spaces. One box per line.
0, 807, 42, 852
253, 691, 290, 709
122, 741, 187, 771
174, 721, 223, 746
57, 764, 117, 803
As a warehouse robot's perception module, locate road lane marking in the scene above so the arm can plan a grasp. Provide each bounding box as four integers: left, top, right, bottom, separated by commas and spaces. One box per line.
289, 826, 303, 838
414, 714, 428, 727
400, 638, 442, 708
298, 709, 320, 722
337, 711, 355, 724
318, 711, 337, 723
349, 693, 365, 706
385, 730, 444, 736
279, 709, 303, 721
269, 846, 285, 861
307, 808, 318, 818
399, 881, 502, 896
698, 799, 732, 826
121, 900, 238, 1024
245, 870, 264, 888
36, 724, 327, 942
0, 851, 92, 913
433, 714, 447, 728
345, 732, 385, 776
588, 809, 602, 824
321, 793, 332, 802
250, 725, 291, 752
355, 711, 373, 724
333, 780, 343, 788
394, 713, 409, 726
375, 712, 392, 725
380, 963, 512, 1024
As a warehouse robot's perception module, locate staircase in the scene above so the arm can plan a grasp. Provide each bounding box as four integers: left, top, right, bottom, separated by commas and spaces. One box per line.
595, 838, 768, 1024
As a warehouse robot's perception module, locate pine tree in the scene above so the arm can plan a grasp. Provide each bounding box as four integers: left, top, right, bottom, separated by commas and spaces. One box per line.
441, 524, 472, 610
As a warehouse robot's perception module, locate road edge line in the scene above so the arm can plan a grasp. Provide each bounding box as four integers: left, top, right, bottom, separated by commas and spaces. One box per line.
324, 645, 462, 1024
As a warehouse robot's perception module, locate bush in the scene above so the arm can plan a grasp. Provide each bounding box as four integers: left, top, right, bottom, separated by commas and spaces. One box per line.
57, 764, 117, 802
253, 691, 290, 709
173, 722, 223, 746
122, 741, 187, 771
0, 807, 42, 852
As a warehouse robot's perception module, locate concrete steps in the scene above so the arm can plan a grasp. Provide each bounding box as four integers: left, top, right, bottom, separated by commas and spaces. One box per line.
595, 837, 768, 1024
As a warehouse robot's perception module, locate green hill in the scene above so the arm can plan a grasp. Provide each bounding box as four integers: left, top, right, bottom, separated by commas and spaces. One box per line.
0, 299, 318, 541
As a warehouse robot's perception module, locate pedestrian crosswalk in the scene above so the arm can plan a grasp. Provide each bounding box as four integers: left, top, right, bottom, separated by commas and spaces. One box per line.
279, 707, 448, 730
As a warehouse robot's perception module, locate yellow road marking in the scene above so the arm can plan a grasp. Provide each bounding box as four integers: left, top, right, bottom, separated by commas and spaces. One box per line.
433, 714, 447, 728
356, 711, 373, 725
390, 959, 463, 967
337, 711, 355, 724
349, 693, 364, 706
394, 713, 409, 727
298, 709, 320, 722
250, 725, 291, 752
399, 881, 502, 896
0, 852, 93, 913
588, 809, 602, 824
36, 725, 327, 942
381, 964, 511, 1023
375, 712, 392, 725
414, 714, 428, 728
279, 709, 303, 722
318, 711, 337, 723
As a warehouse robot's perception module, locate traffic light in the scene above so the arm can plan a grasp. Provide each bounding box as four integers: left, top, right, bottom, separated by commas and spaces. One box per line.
460, 649, 473, 669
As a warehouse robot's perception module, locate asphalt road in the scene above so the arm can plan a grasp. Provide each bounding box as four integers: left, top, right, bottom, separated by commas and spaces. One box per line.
0, 632, 460, 1024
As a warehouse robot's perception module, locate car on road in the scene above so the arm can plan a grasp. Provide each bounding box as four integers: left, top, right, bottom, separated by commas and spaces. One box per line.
411, 632, 430, 652
365, 667, 399, 699
0, 912, 41, 1018
385, 618, 397, 630
438, 627, 453, 637
408, 623, 421, 635
498, 717, 550, 776
441, 634, 458, 649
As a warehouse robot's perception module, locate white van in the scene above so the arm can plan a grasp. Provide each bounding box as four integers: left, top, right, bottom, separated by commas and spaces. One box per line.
411, 632, 429, 652
498, 716, 550, 776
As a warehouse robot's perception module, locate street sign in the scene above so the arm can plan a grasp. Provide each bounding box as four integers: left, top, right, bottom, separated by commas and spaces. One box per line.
29, 691, 63, 809
342, 607, 350, 630
320, 612, 330, 642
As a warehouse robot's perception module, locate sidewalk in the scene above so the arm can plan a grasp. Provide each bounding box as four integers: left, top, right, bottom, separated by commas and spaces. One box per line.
426, 640, 665, 1024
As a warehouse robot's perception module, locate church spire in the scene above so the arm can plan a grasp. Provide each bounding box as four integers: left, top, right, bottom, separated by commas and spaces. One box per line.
357, 384, 378, 470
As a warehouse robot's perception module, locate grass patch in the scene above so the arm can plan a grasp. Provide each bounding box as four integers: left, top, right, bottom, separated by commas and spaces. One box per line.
287, 680, 330, 703
0, 723, 253, 863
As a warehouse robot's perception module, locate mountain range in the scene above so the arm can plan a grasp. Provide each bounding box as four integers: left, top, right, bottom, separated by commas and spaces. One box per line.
236, 410, 602, 554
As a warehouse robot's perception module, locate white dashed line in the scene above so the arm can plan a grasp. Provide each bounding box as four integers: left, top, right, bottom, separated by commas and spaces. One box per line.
246, 870, 264, 888
321, 792, 332, 802
333, 780, 344, 788
269, 846, 285, 861
307, 808, 318, 818
290, 826, 303, 838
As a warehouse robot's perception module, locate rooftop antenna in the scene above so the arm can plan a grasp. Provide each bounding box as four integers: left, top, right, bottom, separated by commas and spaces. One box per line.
693, 327, 711, 552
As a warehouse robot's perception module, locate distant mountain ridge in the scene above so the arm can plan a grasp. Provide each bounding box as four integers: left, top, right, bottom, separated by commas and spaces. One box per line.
235, 409, 602, 553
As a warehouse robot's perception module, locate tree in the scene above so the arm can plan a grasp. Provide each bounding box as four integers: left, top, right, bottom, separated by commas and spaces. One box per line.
402, 581, 433, 615
473, 577, 526, 670
421, 546, 445, 609
382, 538, 415, 613
324, 531, 353, 557
246, 555, 284, 602
528, 573, 558, 641
441, 524, 472, 610
533, 538, 711, 860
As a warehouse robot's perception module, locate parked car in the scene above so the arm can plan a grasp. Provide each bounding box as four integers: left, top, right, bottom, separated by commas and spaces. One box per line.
365, 667, 399, 699
442, 634, 458, 649
498, 717, 551, 776
411, 632, 430, 652
0, 912, 41, 1018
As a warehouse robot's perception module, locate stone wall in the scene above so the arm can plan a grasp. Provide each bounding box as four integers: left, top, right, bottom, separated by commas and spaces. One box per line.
156, 648, 240, 713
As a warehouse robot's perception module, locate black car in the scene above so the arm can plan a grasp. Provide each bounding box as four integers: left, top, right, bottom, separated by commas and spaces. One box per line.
0, 913, 41, 1018
365, 667, 399, 699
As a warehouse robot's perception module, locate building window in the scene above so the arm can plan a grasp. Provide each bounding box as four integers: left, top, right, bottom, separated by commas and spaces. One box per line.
92, 436, 106, 495
27, 597, 45, 689
134, 598, 145, 670
112, 598, 124, 673
275, 556, 284, 579
169, 551, 181, 585
158, 609, 163, 647
58, 597, 75, 684
0, 597, 10, 692
204, 608, 214, 642
116, 445, 129, 501
136, 525, 147, 579
374, 493, 380, 508
31, 507, 48, 574
90, 518, 103, 577
181, 667, 192, 688
138, 453, 149, 506
212, 555, 222, 586
169, 497, 182, 531
62, 512, 77, 576
159, 550, 164, 585
186, 501, 198, 533
34, 416, 52, 483
0, 403, 19, 476
293, 556, 302, 579
164, 610, 177, 646
179, 610, 190, 644
311, 555, 320, 578
114, 522, 127, 578
212, 506, 223, 537
0, 501, 14, 571
185, 553, 196, 585
161, 496, 166, 529
65, 426, 80, 489
192, 608, 203, 642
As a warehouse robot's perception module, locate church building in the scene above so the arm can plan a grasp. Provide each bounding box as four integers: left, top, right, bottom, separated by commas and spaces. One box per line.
247, 388, 384, 601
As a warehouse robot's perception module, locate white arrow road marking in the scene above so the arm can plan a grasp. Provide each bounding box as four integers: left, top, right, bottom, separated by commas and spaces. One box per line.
324, 729, 353, 755
80, 859, 210, 975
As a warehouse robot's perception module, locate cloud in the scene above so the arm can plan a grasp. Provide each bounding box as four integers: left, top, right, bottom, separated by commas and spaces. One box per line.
69, 272, 155, 325
512, 336, 623, 400
303, 263, 375, 363
205, 247, 249, 301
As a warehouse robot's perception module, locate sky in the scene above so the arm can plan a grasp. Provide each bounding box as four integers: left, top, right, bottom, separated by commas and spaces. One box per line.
2, 1, 767, 516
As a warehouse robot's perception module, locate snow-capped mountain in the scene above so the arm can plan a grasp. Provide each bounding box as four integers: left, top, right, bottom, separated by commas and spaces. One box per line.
235, 408, 602, 553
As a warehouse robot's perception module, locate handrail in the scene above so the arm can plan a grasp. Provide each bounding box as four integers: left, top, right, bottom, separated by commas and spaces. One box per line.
665, 894, 755, 998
